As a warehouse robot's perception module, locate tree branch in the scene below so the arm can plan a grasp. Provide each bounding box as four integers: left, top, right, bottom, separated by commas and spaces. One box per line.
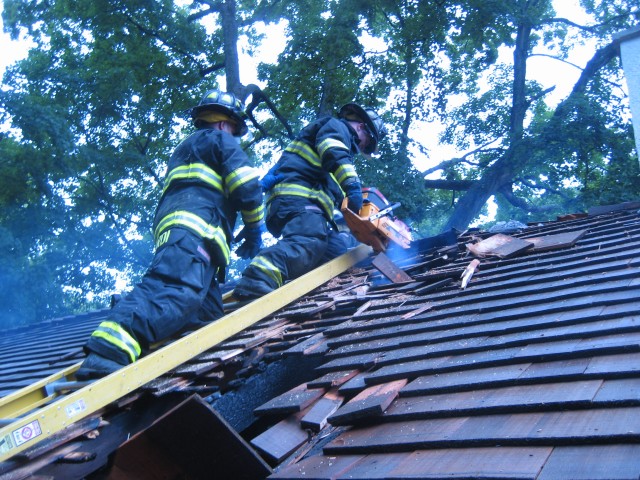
516, 177, 575, 201
498, 185, 562, 213
243, 84, 294, 139
540, 11, 640, 33
200, 62, 226, 76
527, 85, 556, 104
424, 179, 475, 191
421, 141, 502, 176
551, 39, 621, 121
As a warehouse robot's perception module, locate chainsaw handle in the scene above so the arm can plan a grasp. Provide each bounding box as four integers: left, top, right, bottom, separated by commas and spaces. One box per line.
369, 202, 401, 220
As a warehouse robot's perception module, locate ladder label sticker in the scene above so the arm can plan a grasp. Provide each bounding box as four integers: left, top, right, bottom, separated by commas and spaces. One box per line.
66, 399, 87, 418
12, 420, 42, 447
0, 434, 14, 454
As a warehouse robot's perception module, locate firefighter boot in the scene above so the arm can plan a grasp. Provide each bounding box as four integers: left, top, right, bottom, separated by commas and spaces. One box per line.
76, 353, 127, 380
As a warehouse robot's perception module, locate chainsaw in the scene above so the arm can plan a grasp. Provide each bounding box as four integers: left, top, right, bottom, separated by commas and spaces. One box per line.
340, 187, 412, 253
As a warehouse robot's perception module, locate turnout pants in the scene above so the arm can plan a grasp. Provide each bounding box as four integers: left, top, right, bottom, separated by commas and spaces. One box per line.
85, 228, 224, 365
233, 197, 348, 298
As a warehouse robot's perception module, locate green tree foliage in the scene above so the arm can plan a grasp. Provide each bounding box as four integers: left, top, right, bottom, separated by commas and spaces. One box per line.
1, 0, 216, 326
430, 0, 639, 230
1, 0, 638, 326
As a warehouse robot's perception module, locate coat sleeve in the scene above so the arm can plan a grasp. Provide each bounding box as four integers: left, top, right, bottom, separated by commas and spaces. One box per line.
314, 118, 361, 189
217, 134, 265, 229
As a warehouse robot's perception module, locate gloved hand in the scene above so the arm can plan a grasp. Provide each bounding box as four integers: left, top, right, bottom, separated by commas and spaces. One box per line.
260, 172, 283, 191
344, 182, 363, 213
234, 225, 264, 259
260, 164, 283, 191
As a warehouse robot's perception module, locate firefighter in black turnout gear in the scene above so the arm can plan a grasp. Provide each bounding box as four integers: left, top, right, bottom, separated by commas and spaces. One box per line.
233, 103, 387, 300
76, 90, 265, 380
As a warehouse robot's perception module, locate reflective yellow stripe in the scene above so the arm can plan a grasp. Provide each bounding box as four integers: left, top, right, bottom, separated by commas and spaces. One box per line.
163, 163, 223, 194
334, 164, 358, 185
329, 173, 344, 196
241, 205, 265, 226
285, 140, 321, 167
267, 183, 334, 219
91, 321, 141, 363
226, 166, 260, 194
317, 138, 348, 158
154, 211, 230, 264
250, 255, 283, 287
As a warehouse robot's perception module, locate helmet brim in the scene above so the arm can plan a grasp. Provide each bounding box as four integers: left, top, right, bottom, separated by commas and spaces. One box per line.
189, 104, 248, 137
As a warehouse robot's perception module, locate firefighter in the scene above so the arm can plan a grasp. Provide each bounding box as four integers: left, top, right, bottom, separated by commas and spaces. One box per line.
232, 103, 387, 300
76, 89, 265, 380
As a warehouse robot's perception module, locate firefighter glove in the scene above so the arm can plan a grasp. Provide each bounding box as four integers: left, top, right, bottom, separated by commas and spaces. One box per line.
234, 225, 264, 259
260, 163, 283, 191
260, 173, 283, 191
344, 182, 363, 213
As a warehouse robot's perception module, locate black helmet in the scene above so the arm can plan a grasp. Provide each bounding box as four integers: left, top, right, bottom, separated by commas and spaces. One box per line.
189, 89, 249, 137
338, 103, 388, 154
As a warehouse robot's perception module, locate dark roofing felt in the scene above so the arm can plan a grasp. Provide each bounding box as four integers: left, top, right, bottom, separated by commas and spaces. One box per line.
1, 201, 640, 479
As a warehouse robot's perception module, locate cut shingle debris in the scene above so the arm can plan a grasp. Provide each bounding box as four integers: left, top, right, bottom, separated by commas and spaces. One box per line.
523, 229, 587, 251
250, 407, 313, 464
466, 233, 534, 258
300, 388, 344, 432
254, 383, 326, 416
466, 228, 587, 259
328, 379, 407, 426
460, 259, 481, 289
371, 252, 413, 283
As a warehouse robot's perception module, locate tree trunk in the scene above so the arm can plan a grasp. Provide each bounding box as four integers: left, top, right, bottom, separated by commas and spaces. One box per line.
442, 12, 533, 232
221, 0, 243, 97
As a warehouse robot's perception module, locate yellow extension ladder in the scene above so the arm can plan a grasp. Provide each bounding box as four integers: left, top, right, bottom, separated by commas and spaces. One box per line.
0, 245, 371, 462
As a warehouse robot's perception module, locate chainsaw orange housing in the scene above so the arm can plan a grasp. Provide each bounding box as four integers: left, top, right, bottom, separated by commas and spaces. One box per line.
340, 187, 412, 252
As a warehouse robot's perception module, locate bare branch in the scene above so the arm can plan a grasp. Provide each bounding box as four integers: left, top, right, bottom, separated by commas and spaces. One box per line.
529, 53, 584, 71
539, 16, 600, 32
421, 141, 502, 176
540, 11, 640, 33
187, 1, 223, 22
200, 62, 226, 76
424, 179, 475, 191
243, 84, 294, 139
527, 85, 556, 104
516, 177, 575, 201
498, 185, 563, 213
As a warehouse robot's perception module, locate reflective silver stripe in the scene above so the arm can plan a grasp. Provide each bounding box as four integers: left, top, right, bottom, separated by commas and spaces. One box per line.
154, 211, 230, 264
163, 163, 223, 194
226, 166, 260, 194
91, 321, 141, 363
250, 255, 283, 287
267, 183, 334, 219
334, 164, 358, 185
285, 140, 321, 167
241, 205, 265, 226
317, 138, 348, 158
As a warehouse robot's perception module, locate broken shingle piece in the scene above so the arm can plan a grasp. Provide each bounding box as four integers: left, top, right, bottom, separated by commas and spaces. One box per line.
466, 233, 534, 258
328, 379, 407, 426
254, 383, 326, 416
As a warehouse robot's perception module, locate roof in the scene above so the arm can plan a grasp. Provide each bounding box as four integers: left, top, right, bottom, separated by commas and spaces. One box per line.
2, 201, 640, 479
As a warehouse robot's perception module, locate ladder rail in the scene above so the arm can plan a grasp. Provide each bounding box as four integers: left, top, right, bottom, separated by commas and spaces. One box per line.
0, 245, 371, 462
